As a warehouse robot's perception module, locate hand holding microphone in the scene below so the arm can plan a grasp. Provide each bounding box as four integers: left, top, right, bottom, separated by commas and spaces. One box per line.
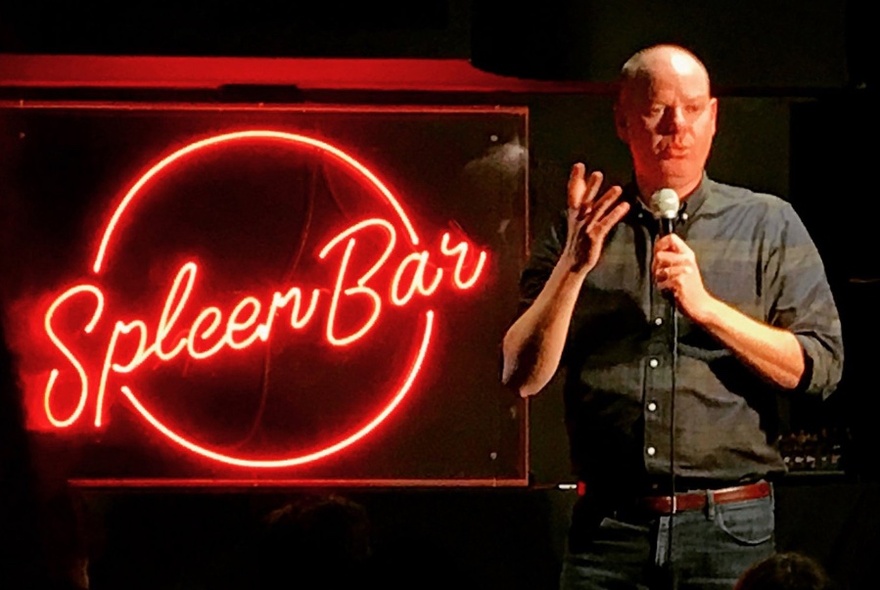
650, 188, 713, 321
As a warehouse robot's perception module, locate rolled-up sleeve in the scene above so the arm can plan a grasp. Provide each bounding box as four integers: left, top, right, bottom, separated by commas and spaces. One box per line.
516, 212, 566, 314
766, 203, 844, 398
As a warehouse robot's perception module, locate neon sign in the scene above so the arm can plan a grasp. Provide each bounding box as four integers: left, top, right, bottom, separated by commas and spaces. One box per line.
34, 130, 489, 469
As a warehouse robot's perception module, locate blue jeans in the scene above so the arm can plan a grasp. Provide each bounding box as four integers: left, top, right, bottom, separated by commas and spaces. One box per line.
559, 486, 776, 589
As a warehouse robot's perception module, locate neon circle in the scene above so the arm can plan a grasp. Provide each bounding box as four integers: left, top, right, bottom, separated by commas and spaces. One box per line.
92, 130, 434, 468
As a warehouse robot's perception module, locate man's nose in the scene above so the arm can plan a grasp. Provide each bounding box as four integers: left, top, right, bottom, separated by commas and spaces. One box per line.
660, 107, 687, 133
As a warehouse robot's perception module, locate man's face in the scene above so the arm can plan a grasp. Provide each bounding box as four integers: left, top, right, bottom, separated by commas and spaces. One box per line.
615, 52, 718, 195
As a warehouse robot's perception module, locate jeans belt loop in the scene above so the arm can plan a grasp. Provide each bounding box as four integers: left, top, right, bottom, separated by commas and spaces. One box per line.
706, 488, 716, 519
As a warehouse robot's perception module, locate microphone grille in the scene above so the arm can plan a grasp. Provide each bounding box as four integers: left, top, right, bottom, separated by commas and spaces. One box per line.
650, 188, 680, 220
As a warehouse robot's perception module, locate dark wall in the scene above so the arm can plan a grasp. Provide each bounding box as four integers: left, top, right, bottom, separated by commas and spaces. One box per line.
472, 0, 853, 89
0, 2, 471, 58
1, 1, 859, 90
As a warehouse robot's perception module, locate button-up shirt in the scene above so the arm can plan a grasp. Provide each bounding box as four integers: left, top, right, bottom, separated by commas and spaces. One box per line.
517, 176, 843, 492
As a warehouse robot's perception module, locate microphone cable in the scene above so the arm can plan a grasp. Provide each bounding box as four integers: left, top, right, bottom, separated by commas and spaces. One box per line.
650, 188, 682, 570
666, 297, 679, 572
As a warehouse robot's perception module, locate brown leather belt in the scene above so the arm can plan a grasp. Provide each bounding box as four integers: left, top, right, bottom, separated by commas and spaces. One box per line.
637, 480, 772, 515
575, 480, 772, 515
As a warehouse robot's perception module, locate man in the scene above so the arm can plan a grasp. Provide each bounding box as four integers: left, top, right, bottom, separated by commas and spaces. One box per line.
501, 44, 843, 588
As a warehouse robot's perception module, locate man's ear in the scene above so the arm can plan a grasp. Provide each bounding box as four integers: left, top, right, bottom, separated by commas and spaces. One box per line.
708, 96, 718, 138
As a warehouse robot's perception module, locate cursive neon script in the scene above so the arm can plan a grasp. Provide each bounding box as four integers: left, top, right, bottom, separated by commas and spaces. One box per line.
32, 128, 493, 469
43, 217, 486, 430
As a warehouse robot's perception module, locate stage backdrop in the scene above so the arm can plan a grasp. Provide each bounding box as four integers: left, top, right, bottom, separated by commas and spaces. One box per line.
0, 103, 529, 487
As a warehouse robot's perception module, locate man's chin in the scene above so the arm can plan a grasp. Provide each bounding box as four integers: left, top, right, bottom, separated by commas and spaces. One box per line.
640, 165, 700, 192
657, 161, 698, 180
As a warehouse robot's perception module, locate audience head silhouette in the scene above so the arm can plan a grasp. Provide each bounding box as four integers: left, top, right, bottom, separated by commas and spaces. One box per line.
735, 552, 834, 590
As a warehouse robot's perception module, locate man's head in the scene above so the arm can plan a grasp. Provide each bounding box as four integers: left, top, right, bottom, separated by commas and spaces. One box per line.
614, 44, 718, 200
734, 552, 833, 590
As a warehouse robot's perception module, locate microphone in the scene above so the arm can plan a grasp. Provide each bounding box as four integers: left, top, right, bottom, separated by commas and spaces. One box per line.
650, 188, 680, 236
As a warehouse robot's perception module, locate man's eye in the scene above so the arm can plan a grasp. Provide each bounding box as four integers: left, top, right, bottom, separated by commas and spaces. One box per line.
685, 104, 703, 114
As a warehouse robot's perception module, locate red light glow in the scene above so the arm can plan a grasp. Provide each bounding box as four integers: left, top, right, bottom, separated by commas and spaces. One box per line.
93, 130, 421, 274
34, 129, 489, 469
441, 232, 488, 290
116, 311, 434, 468
42, 284, 104, 427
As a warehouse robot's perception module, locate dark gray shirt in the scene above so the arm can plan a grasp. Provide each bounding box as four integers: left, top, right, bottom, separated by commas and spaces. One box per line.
518, 176, 843, 492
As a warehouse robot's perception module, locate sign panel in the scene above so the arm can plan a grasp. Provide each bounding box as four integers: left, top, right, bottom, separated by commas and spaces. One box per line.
0, 103, 528, 486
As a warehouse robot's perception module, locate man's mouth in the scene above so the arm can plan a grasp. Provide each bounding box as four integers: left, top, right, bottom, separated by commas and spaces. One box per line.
659, 145, 689, 159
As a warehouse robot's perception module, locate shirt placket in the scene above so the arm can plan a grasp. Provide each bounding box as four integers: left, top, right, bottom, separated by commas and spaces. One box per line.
642, 227, 676, 473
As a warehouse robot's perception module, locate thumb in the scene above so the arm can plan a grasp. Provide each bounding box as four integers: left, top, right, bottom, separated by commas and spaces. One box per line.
667, 233, 689, 252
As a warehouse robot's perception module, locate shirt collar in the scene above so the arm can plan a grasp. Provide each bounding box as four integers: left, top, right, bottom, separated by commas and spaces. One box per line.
624, 173, 711, 228
679, 173, 710, 219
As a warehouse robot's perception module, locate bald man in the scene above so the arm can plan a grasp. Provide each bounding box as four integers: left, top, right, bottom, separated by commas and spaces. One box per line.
502, 44, 843, 588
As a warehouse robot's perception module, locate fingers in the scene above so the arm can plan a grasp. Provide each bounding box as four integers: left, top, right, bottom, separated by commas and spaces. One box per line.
653, 236, 692, 274
654, 262, 695, 298
652, 252, 685, 276
568, 163, 604, 215
656, 265, 693, 284
653, 238, 698, 294
655, 233, 688, 253
588, 184, 625, 225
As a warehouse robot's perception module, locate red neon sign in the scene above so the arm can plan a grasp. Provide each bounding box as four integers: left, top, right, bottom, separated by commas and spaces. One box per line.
35, 130, 488, 469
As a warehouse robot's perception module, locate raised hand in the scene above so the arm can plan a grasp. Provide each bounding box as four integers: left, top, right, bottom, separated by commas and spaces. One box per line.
563, 163, 629, 274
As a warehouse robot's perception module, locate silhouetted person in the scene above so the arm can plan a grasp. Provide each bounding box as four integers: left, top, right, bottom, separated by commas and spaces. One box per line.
253, 493, 372, 589
1, 325, 44, 587
735, 552, 834, 590
2, 321, 89, 590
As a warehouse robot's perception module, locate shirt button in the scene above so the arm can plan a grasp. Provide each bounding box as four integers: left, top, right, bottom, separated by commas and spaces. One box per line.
646, 446, 657, 457
654, 317, 663, 326
647, 401, 658, 412
681, 212, 689, 221
649, 358, 659, 368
